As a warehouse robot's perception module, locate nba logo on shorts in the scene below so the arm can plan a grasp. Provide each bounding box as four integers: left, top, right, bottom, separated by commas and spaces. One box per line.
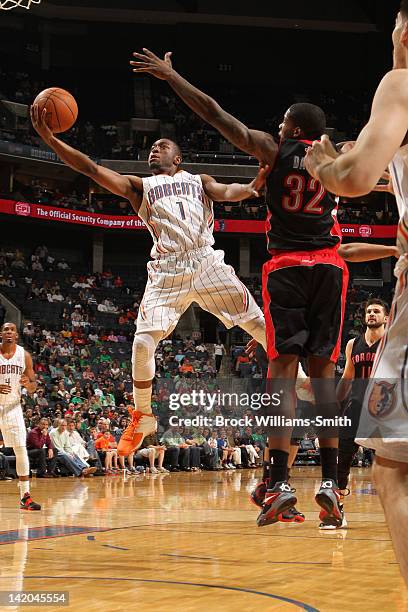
15, 202, 31, 216
359, 225, 372, 238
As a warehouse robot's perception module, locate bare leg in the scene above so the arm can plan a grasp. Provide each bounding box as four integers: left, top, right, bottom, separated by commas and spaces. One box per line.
157, 449, 165, 468
148, 448, 156, 468
266, 355, 299, 453
127, 453, 134, 469
372, 455, 408, 586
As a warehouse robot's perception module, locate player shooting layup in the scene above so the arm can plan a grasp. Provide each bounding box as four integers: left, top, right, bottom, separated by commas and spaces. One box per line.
31, 107, 269, 456
305, 0, 408, 584
0, 323, 41, 510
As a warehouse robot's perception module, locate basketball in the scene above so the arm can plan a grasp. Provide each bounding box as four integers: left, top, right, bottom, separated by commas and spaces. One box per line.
32, 87, 78, 133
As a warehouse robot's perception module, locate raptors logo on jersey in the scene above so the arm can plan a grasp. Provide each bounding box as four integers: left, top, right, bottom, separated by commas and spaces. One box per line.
0, 344, 25, 408
139, 171, 214, 258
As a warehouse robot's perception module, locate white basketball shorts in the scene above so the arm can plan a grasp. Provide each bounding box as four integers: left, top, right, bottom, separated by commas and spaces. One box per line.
356, 258, 408, 463
0, 403, 27, 448
136, 246, 263, 336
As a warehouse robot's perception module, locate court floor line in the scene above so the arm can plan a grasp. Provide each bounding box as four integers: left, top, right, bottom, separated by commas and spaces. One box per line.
10, 575, 320, 611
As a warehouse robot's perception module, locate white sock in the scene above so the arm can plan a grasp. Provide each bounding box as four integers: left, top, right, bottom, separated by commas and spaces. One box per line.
134, 385, 152, 415
18, 481, 30, 498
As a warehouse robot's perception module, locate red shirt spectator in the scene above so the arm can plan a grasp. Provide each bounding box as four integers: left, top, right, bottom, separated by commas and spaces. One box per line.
27, 425, 54, 451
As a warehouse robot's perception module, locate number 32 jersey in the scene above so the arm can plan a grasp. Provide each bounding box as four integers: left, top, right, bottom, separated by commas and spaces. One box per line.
265, 139, 341, 251
139, 170, 215, 259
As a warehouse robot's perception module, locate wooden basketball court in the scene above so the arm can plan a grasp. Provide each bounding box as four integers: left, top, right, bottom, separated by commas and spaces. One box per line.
0, 467, 406, 611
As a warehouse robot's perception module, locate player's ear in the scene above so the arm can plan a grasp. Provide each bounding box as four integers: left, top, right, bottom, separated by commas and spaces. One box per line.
293, 127, 301, 138
401, 21, 408, 46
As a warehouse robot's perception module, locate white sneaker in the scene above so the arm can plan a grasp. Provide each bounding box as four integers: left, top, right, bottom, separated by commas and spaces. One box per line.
158, 467, 169, 473
150, 467, 159, 474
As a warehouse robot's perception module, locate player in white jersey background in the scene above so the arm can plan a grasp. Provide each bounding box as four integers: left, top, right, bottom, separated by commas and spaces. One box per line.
305, 0, 408, 585
0, 323, 41, 510
31, 107, 269, 458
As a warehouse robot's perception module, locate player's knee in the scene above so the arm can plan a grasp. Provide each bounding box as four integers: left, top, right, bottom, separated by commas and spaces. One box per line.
240, 315, 267, 349
132, 333, 157, 380
14, 446, 30, 477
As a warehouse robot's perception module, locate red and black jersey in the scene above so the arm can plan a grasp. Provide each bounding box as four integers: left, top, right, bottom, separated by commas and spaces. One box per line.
265, 139, 342, 251
351, 334, 380, 380
350, 334, 381, 405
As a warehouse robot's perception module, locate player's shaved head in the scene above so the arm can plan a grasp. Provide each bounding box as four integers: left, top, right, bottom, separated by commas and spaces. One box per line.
148, 138, 183, 175
1, 322, 17, 332
287, 103, 326, 140
166, 139, 182, 157
401, 0, 408, 19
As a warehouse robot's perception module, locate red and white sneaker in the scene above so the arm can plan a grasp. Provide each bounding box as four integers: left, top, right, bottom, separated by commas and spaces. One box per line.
256, 481, 297, 527
117, 409, 157, 456
20, 492, 41, 511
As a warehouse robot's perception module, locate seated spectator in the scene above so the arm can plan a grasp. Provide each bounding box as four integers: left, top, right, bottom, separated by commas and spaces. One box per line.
82, 365, 95, 381
66, 420, 90, 463
57, 259, 70, 270
26, 417, 57, 477
95, 430, 119, 473
160, 427, 190, 472
179, 358, 194, 374
50, 419, 96, 477
192, 427, 219, 470
216, 430, 236, 469
136, 432, 168, 473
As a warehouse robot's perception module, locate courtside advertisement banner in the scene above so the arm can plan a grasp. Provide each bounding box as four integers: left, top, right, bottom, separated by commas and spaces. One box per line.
0, 199, 398, 237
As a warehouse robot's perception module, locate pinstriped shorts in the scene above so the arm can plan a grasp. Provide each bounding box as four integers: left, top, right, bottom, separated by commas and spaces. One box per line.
0, 403, 27, 448
136, 246, 263, 335
357, 265, 408, 462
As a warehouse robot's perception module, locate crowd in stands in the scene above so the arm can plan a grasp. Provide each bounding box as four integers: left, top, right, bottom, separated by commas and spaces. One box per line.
0, 237, 394, 477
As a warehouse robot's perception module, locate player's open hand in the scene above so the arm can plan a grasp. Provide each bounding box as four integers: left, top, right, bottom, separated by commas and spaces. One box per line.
130, 49, 174, 80
305, 135, 339, 180
30, 104, 53, 143
0, 384, 11, 394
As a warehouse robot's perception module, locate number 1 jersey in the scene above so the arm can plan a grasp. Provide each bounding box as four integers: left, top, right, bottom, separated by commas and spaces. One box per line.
265, 139, 341, 251
139, 170, 215, 259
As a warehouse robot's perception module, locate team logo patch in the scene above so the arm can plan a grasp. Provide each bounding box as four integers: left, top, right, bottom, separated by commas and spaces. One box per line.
367, 381, 397, 418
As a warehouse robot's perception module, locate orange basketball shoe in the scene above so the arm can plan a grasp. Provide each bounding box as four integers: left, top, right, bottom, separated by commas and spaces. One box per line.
117, 409, 157, 456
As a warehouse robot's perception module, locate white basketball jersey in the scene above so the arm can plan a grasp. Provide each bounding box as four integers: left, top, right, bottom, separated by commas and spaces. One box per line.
390, 145, 408, 253
139, 170, 215, 258
0, 345, 25, 408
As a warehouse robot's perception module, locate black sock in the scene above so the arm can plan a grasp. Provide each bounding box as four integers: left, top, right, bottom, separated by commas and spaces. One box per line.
268, 449, 289, 488
320, 447, 338, 482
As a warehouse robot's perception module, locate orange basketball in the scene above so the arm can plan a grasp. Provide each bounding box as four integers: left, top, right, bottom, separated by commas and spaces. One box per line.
33, 87, 78, 133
